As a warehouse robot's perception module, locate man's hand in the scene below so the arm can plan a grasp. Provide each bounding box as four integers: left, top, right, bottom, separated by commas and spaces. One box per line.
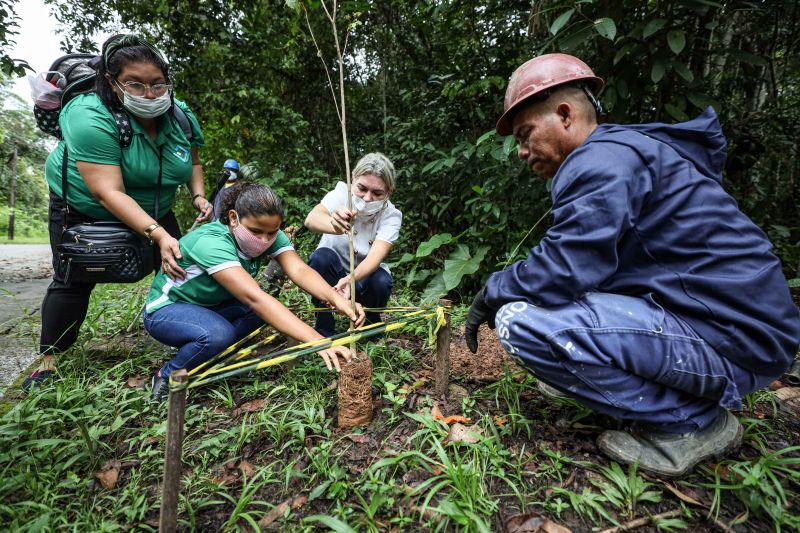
465, 287, 497, 353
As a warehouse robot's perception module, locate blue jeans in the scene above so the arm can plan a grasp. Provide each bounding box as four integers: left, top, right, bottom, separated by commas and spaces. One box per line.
307, 247, 393, 337
143, 300, 264, 377
496, 292, 774, 433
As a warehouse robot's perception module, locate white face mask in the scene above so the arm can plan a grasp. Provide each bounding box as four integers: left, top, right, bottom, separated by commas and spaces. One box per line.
116, 84, 172, 119
352, 193, 386, 216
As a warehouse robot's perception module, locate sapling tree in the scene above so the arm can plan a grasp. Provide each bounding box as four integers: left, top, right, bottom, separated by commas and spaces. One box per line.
289, 0, 359, 350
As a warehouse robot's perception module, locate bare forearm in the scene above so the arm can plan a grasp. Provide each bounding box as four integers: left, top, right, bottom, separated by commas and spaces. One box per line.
95, 189, 160, 236
188, 164, 205, 198
245, 291, 322, 343
305, 206, 336, 234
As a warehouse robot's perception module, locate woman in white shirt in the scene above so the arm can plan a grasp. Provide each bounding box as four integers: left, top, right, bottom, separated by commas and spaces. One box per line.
304, 153, 402, 337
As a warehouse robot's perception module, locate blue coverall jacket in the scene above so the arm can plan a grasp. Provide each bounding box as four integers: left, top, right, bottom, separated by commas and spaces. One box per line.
485, 107, 800, 378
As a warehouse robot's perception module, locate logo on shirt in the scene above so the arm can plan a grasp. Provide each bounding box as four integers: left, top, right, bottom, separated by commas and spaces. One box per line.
173, 145, 190, 162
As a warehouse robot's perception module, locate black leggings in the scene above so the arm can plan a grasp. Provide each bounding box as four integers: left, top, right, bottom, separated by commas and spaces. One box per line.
39, 193, 181, 355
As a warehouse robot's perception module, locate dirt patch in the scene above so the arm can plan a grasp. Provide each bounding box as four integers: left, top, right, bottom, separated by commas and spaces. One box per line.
337, 354, 373, 428
448, 324, 524, 381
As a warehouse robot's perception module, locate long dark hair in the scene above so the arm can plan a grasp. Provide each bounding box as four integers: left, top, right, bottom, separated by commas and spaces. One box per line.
95, 34, 171, 111
219, 182, 285, 225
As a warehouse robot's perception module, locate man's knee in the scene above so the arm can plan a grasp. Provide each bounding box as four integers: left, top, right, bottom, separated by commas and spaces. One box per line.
494, 301, 558, 365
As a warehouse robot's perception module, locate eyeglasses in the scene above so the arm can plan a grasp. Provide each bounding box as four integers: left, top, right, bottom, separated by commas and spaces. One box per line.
115, 79, 172, 97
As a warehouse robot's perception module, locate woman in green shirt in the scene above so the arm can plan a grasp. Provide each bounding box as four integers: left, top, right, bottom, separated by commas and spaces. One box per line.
144, 182, 365, 401
25, 34, 213, 390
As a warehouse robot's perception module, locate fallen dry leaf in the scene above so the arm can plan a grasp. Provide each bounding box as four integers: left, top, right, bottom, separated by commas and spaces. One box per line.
238, 460, 256, 479
238, 398, 269, 413
447, 423, 483, 444
774, 386, 800, 414
505, 512, 571, 533
346, 433, 370, 444
439, 415, 472, 425
94, 459, 122, 489
430, 403, 444, 419
493, 415, 508, 427
768, 380, 785, 391
124, 375, 147, 388
291, 494, 308, 509
258, 500, 290, 528
559, 469, 576, 489
447, 383, 469, 403
662, 482, 706, 507
212, 473, 240, 486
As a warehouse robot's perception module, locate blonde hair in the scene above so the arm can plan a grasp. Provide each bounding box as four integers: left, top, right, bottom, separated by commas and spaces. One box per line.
352, 152, 396, 193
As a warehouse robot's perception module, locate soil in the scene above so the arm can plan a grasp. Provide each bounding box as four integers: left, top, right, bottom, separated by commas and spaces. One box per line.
337, 353, 374, 428
448, 324, 524, 381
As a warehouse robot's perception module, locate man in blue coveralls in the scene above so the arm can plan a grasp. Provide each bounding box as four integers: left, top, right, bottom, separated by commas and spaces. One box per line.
465, 53, 800, 477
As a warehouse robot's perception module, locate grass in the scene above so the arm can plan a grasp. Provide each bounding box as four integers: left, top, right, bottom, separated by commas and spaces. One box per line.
0, 281, 799, 531
0, 236, 49, 244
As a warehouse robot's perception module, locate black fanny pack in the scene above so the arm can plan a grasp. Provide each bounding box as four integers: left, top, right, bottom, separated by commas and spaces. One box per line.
56, 221, 155, 284
55, 144, 162, 284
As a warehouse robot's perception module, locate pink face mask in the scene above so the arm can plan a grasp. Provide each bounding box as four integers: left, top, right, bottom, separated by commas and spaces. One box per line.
231, 212, 278, 258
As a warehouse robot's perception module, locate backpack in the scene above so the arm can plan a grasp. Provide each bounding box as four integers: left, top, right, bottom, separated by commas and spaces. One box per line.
32, 53, 194, 149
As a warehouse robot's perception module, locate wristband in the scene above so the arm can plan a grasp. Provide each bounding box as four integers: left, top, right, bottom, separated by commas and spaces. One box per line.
192, 193, 204, 201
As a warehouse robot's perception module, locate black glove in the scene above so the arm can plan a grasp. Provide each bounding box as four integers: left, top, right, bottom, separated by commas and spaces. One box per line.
465, 286, 497, 354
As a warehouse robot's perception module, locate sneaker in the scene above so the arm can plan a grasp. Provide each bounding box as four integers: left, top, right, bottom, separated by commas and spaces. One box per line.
22, 369, 59, 391
537, 380, 569, 400
597, 410, 743, 478
150, 374, 169, 402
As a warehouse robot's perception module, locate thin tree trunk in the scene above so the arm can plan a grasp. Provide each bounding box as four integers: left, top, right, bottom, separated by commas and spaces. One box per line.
8, 146, 17, 241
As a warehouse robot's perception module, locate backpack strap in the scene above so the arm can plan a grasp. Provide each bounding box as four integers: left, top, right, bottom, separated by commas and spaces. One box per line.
109, 108, 133, 149
171, 104, 194, 143
106, 105, 191, 150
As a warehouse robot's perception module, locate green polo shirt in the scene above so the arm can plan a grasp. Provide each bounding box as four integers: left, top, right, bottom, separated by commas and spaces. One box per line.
44, 93, 205, 221
145, 221, 294, 313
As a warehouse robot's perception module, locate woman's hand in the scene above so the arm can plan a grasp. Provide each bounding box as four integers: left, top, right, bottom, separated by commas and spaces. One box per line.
334, 275, 352, 299
330, 206, 355, 234
317, 345, 353, 372
158, 234, 186, 280
193, 196, 213, 222
332, 297, 366, 329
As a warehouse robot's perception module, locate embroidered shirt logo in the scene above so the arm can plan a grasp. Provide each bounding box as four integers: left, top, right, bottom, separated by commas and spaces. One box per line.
173, 145, 189, 162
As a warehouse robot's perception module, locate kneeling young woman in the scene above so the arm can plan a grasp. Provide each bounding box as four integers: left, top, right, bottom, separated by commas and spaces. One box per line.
143, 182, 364, 400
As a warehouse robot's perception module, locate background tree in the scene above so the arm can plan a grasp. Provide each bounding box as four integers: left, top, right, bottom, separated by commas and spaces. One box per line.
0, 77, 50, 239
40, 0, 800, 296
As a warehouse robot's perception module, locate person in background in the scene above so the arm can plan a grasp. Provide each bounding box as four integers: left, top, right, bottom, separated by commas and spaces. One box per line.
25, 34, 212, 390
144, 182, 365, 401
304, 153, 402, 337
465, 53, 800, 477
211, 159, 241, 220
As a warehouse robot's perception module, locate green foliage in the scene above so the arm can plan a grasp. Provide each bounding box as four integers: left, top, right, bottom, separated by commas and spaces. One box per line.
590, 462, 662, 519
0, 1, 30, 76
702, 446, 800, 529
28, 0, 800, 299
0, 79, 51, 238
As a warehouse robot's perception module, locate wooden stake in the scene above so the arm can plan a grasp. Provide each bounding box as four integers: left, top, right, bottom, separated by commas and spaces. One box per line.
435, 299, 452, 398
159, 369, 188, 533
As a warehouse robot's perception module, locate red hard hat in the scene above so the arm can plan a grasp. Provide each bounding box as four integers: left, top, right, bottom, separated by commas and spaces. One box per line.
496, 53, 604, 135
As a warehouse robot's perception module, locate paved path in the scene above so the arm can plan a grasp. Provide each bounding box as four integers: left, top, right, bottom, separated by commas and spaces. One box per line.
0, 244, 52, 398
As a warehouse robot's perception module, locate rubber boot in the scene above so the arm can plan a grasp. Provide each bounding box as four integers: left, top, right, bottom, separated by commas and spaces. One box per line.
597, 410, 743, 478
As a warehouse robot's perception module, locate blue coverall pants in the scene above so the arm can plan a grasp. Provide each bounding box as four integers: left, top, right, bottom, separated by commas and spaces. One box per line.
496, 292, 775, 433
